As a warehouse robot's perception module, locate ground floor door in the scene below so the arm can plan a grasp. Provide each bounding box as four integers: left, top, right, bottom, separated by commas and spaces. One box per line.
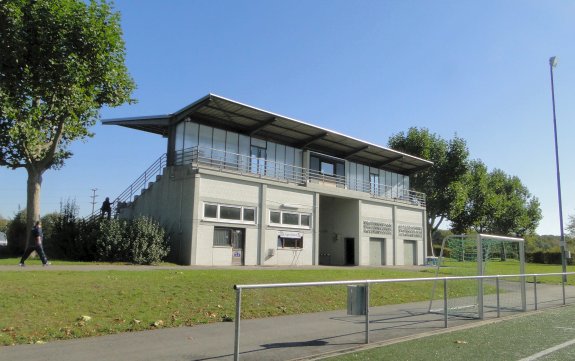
345, 238, 355, 265
231, 229, 245, 265
369, 238, 386, 266
404, 240, 417, 265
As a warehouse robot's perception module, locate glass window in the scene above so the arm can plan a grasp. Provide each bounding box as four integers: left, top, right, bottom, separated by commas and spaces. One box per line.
213, 227, 231, 246
282, 212, 299, 225
184, 122, 199, 150
204, 204, 217, 218
220, 206, 242, 220
243, 208, 255, 222
278, 237, 303, 248
320, 161, 334, 175
270, 211, 281, 224
301, 214, 311, 227
310, 156, 320, 172
175, 122, 185, 154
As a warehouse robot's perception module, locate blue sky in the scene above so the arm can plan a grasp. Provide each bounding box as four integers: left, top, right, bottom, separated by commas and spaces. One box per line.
1, 0, 574, 235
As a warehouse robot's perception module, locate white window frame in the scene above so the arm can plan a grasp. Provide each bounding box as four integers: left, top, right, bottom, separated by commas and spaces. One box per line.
269, 210, 312, 229
203, 203, 257, 224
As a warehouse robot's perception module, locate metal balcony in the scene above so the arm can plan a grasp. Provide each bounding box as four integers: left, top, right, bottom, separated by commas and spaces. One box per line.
175, 146, 426, 207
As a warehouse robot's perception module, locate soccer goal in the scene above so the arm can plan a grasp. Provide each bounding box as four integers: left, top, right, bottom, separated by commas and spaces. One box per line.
428, 234, 526, 319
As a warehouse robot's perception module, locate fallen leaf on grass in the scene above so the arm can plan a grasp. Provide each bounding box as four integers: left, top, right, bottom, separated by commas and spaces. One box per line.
455, 340, 468, 344
78, 315, 92, 322
152, 320, 164, 327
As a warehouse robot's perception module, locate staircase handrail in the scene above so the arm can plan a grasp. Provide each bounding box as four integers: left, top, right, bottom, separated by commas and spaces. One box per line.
112, 153, 167, 211
86, 153, 167, 220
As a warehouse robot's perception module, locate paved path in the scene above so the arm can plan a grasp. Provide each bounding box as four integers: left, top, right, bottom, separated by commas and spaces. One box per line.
1, 265, 574, 361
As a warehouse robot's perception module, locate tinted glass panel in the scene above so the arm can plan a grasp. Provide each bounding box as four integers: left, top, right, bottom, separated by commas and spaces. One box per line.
282, 212, 299, 225
220, 206, 241, 220
301, 214, 311, 227
243, 208, 255, 222
204, 204, 217, 218
270, 211, 281, 224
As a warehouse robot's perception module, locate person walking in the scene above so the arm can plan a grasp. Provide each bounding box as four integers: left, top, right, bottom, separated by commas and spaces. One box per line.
19, 221, 50, 267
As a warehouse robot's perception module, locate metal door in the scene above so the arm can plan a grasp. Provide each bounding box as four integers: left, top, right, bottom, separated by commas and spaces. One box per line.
404, 240, 417, 265
369, 238, 386, 266
231, 229, 245, 265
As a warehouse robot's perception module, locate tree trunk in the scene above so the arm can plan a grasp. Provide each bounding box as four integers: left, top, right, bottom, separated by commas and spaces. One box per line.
427, 219, 434, 257
25, 167, 43, 247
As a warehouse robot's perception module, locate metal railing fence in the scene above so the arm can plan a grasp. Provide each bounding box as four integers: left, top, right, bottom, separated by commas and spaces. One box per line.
111, 153, 167, 216
174, 146, 426, 207
232, 271, 575, 361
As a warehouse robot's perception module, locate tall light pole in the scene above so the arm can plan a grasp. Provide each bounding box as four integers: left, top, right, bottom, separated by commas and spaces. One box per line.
549, 56, 568, 281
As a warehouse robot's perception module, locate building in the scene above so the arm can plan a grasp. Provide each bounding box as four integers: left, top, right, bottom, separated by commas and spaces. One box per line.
103, 94, 432, 266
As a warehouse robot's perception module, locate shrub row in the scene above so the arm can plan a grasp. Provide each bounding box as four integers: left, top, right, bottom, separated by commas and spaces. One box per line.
6, 208, 169, 265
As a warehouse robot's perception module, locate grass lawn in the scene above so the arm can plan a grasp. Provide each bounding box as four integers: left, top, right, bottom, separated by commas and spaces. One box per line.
1, 259, 573, 347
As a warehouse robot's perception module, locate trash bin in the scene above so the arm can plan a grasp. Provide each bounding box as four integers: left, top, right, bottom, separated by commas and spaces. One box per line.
347, 285, 366, 315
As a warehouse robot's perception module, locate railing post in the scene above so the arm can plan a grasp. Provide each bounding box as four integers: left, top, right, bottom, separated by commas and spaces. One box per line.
234, 287, 242, 361
443, 278, 448, 328
534, 276, 538, 311
496, 276, 501, 318
365, 282, 370, 344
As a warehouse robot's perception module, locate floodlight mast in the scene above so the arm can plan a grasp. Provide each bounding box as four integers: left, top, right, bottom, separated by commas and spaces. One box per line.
549, 56, 568, 282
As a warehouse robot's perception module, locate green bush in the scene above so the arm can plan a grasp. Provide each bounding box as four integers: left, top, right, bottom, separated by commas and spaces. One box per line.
126, 217, 169, 265
95, 216, 169, 265
44, 200, 99, 261
6, 210, 27, 255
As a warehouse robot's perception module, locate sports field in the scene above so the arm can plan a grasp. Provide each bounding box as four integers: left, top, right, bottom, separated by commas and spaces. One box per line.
326, 304, 575, 361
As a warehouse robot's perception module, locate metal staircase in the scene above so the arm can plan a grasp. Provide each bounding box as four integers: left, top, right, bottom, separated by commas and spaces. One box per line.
87, 153, 167, 220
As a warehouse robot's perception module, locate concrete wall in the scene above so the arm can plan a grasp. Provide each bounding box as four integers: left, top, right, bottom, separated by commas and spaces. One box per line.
123, 165, 426, 267
122, 165, 196, 265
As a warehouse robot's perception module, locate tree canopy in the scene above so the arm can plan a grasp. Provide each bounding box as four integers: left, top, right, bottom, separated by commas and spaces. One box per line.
450, 160, 542, 237
388, 127, 470, 253
388, 127, 542, 253
0, 0, 135, 244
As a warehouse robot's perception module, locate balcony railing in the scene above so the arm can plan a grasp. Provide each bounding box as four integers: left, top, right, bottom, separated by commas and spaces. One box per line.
174, 146, 426, 207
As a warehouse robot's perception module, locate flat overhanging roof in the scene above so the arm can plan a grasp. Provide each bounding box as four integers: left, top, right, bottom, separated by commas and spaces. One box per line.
102, 94, 433, 174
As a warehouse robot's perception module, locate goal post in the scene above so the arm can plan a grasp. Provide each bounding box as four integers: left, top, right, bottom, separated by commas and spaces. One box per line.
428, 233, 526, 319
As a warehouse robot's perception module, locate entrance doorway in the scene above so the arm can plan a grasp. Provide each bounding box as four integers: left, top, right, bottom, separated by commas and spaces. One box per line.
231, 229, 245, 265
345, 238, 355, 265
215, 227, 245, 265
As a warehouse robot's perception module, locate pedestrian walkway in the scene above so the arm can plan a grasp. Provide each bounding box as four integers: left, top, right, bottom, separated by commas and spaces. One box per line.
2, 281, 572, 361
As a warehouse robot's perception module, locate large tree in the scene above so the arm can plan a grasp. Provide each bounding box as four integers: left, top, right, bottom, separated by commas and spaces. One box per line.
388, 127, 469, 255
450, 160, 542, 237
0, 0, 135, 246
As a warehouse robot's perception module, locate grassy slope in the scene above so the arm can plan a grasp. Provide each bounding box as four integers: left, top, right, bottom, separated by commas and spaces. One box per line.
1, 261, 572, 346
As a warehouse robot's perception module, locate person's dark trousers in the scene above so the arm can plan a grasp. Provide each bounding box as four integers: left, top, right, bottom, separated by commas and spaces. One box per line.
20, 245, 48, 264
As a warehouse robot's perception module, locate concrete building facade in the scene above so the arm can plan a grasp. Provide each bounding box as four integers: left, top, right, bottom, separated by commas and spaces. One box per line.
104, 94, 432, 266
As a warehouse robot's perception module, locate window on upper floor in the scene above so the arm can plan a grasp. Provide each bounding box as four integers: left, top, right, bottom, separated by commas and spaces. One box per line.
269, 210, 312, 229
203, 203, 257, 224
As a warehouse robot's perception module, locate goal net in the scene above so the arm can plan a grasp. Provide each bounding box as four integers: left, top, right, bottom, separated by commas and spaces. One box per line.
428, 234, 526, 319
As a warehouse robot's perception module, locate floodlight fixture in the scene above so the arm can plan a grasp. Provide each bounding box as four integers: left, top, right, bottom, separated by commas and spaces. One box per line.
550, 56, 558, 68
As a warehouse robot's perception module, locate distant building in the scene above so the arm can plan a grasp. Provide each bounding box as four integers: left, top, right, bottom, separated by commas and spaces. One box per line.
0, 232, 7, 247
103, 94, 432, 266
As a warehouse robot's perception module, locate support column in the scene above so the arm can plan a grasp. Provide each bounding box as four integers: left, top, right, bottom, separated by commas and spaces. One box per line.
189, 174, 201, 265
313, 192, 320, 265
392, 205, 397, 265
258, 184, 268, 265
